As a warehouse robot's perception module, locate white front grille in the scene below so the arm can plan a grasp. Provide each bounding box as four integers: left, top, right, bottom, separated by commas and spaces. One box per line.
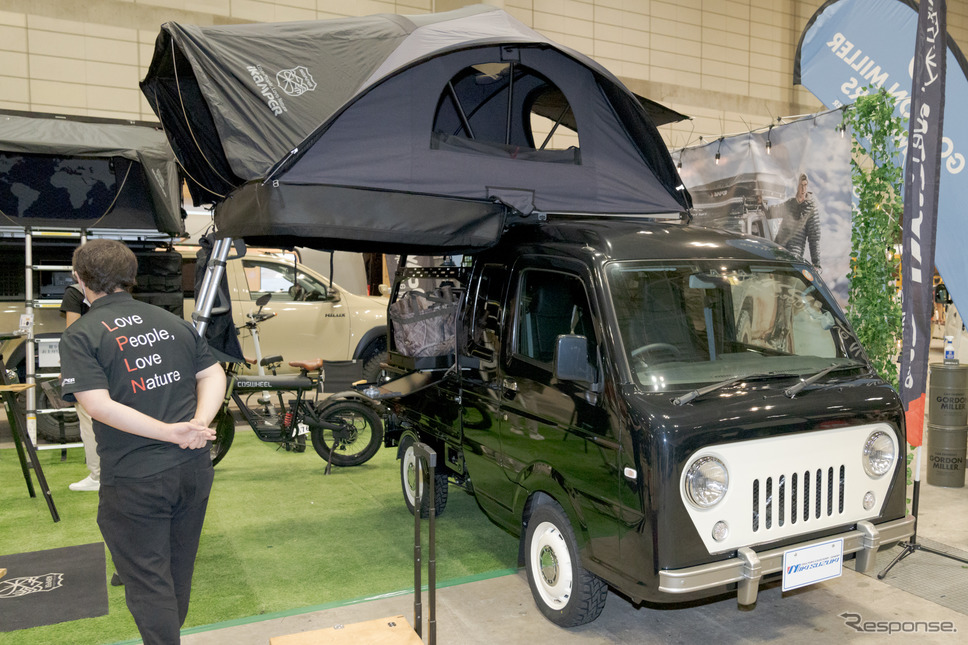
680, 424, 898, 554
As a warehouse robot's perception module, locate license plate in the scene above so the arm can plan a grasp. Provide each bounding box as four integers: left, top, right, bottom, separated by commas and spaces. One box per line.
781, 538, 843, 592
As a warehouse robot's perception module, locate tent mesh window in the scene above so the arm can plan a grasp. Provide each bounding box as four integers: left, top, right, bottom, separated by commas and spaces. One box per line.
431, 63, 580, 164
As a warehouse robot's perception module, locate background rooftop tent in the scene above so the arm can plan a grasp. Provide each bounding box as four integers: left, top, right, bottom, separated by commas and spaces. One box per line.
142, 5, 689, 253
0, 110, 183, 235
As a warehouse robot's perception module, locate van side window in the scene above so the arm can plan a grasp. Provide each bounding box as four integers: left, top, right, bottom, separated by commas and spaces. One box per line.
468, 264, 506, 360
513, 270, 593, 365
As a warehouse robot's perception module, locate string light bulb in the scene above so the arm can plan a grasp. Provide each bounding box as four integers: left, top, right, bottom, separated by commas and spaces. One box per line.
766, 125, 773, 155
715, 137, 723, 165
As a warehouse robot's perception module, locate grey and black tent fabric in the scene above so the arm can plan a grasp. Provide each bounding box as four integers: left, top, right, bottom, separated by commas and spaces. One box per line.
142, 4, 689, 254
0, 110, 183, 234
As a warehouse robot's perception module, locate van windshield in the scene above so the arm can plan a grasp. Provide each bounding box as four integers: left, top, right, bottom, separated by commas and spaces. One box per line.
605, 261, 864, 389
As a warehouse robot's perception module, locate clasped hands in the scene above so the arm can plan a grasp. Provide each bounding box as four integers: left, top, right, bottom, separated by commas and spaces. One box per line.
172, 419, 217, 450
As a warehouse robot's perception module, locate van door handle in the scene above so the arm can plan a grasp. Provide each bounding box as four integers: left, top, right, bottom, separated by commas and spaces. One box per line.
502, 378, 518, 392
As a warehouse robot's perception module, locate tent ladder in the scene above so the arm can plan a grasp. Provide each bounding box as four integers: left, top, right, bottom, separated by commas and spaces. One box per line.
22, 227, 85, 449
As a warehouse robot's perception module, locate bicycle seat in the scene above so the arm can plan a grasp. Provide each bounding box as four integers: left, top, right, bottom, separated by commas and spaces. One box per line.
289, 358, 323, 371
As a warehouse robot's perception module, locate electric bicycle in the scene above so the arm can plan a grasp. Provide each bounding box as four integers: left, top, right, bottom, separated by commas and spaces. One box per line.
210, 295, 384, 470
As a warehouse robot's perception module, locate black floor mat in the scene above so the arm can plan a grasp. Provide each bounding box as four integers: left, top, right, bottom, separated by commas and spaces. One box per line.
0, 542, 108, 631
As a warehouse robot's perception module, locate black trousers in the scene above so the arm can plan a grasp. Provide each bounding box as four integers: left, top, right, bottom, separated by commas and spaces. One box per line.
98, 456, 214, 645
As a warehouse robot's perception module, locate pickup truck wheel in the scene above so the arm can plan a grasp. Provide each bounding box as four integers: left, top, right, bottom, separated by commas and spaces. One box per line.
33, 385, 81, 443
400, 435, 448, 518
210, 409, 236, 467
525, 502, 607, 627
360, 336, 388, 382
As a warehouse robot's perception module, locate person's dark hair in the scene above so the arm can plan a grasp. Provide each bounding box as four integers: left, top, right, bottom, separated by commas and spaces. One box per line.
73, 239, 137, 295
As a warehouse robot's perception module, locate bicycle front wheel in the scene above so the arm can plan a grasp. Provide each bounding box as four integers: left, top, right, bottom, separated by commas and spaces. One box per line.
310, 400, 383, 467
210, 409, 236, 466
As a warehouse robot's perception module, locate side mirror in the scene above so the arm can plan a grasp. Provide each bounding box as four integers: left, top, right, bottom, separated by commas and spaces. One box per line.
554, 334, 596, 384
255, 293, 271, 308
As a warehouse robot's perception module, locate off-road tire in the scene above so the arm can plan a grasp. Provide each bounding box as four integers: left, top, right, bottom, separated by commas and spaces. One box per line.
34, 385, 80, 443
360, 336, 388, 383
524, 500, 607, 626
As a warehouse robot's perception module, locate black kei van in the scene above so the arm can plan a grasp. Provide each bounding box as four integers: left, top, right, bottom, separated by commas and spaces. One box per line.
376, 217, 914, 627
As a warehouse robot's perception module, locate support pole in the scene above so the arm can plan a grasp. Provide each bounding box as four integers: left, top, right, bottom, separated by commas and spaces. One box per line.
193, 236, 233, 337
412, 442, 437, 644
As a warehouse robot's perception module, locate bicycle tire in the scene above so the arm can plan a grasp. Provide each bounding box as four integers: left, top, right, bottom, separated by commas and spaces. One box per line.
310, 400, 383, 467
210, 409, 236, 466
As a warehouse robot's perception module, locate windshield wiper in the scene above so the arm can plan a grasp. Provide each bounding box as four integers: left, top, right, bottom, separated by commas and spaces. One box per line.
784, 360, 867, 398
673, 371, 798, 406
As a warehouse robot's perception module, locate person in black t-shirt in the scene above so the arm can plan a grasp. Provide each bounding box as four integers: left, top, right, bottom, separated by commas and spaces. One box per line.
59, 240, 225, 645
60, 283, 101, 491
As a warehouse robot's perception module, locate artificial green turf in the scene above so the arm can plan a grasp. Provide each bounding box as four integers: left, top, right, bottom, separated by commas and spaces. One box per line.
0, 428, 519, 644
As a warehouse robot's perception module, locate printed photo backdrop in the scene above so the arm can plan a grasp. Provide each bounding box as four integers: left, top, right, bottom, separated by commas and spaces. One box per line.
674, 110, 853, 308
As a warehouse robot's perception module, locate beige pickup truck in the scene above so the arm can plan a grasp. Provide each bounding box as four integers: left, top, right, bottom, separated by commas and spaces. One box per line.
1, 245, 388, 441
181, 246, 389, 376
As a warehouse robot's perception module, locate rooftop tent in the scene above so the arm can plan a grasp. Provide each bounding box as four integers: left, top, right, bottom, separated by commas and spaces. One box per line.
0, 110, 183, 234
141, 15, 414, 205
142, 5, 690, 253
141, 5, 688, 208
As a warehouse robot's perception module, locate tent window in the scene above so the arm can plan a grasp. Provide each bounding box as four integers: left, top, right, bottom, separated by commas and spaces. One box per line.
432, 63, 580, 163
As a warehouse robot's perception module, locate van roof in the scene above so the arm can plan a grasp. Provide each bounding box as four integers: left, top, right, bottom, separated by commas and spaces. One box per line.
495, 218, 802, 264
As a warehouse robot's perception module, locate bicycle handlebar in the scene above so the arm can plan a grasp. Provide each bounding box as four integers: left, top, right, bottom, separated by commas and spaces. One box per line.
247, 311, 277, 323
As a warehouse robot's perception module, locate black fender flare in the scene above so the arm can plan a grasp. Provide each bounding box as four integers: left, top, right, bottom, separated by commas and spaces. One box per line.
352, 326, 388, 360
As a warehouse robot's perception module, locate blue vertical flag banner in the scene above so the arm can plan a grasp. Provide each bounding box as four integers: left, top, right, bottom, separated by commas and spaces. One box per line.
674, 110, 853, 308
899, 0, 946, 448
796, 0, 968, 386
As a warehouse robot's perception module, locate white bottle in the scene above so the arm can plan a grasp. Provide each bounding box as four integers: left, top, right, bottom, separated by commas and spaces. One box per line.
944, 335, 957, 363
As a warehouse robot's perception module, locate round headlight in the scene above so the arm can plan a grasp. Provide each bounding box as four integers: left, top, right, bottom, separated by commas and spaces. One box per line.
684, 456, 729, 508
863, 431, 896, 478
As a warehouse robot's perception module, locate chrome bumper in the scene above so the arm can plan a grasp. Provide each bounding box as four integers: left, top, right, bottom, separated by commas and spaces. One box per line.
658, 515, 915, 606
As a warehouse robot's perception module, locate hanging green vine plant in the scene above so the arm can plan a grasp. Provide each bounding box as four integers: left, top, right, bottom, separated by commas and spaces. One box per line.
842, 88, 905, 390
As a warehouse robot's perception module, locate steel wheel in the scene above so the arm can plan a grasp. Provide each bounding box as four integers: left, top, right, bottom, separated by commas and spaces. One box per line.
524, 501, 606, 626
